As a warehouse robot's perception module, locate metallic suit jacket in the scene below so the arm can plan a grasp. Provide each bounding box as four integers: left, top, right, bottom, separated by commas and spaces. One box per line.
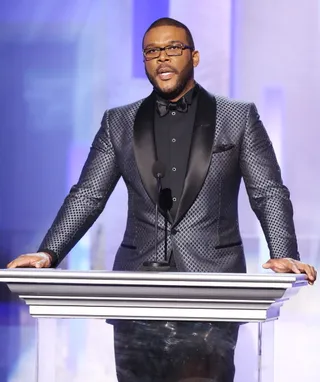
39, 85, 300, 272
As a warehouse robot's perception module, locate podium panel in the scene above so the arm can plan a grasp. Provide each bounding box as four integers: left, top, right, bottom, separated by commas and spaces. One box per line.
0, 269, 307, 382
34, 317, 275, 382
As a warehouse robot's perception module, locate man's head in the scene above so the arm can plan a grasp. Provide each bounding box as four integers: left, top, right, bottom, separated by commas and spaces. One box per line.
142, 18, 199, 101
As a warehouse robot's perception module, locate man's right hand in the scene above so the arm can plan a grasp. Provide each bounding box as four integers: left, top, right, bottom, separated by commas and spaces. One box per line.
7, 252, 52, 269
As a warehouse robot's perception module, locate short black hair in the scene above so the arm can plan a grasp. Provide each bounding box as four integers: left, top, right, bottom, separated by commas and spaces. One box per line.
143, 17, 195, 50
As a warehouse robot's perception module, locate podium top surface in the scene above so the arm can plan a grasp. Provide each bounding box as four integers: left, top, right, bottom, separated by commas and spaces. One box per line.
0, 269, 308, 322
0, 268, 307, 288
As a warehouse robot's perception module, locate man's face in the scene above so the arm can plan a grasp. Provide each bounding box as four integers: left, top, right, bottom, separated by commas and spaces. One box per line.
143, 26, 199, 100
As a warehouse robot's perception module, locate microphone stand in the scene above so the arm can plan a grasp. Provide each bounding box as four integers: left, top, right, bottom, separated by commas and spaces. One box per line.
160, 188, 173, 264
143, 175, 170, 272
164, 211, 168, 263
154, 175, 161, 262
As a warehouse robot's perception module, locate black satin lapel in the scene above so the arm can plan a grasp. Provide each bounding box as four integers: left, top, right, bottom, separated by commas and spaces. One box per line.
173, 88, 217, 227
133, 93, 158, 205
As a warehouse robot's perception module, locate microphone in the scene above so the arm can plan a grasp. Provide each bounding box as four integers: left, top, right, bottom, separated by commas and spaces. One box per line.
143, 161, 171, 271
159, 188, 173, 211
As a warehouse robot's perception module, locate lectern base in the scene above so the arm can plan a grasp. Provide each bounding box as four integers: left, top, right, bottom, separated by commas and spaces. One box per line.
36, 318, 275, 382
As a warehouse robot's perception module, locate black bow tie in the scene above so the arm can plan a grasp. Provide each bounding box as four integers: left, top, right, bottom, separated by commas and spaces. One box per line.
156, 97, 188, 117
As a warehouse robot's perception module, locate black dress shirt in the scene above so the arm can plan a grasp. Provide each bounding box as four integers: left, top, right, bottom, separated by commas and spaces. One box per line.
154, 84, 199, 220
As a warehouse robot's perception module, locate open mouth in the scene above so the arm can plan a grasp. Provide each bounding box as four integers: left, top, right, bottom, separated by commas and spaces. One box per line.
158, 71, 175, 80
158, 69, 175, 81
156, 65, 177, 81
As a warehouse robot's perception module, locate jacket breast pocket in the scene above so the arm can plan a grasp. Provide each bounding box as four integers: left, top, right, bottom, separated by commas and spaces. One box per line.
209, 143, 239, 177
212, 143, 235, 154
120, 243, 137, 250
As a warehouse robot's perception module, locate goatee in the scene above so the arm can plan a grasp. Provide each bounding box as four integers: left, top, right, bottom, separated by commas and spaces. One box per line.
146, 61, 194, 100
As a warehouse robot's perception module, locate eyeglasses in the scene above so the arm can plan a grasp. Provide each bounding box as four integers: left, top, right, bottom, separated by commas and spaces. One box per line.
143, 43, 194, 61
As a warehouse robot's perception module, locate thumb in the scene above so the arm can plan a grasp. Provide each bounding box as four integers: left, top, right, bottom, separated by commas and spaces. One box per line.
262, 260, 272, 269
34, 260, 45, 268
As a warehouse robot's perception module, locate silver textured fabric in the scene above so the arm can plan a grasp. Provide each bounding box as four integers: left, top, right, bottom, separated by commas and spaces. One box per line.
39, 88, 299, 272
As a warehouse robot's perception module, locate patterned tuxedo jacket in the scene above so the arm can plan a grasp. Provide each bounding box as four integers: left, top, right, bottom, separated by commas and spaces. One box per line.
39, 85, 300, 272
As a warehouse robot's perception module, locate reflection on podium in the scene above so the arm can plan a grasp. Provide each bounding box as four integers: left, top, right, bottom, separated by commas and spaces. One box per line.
0, 269, 307, 382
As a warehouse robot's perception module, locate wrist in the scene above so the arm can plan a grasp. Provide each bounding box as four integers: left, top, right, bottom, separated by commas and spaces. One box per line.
37, 249, 58, 267
38, 252, 53, 266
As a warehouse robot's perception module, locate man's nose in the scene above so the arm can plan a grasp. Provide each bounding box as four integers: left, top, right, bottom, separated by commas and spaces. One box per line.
157, 50, 170, 62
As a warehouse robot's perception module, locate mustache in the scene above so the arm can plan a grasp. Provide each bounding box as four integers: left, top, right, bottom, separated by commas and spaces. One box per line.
156, 64, 178, 75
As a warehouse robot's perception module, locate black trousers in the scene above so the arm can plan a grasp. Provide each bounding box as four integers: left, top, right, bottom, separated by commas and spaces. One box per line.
113, 320, 239, 382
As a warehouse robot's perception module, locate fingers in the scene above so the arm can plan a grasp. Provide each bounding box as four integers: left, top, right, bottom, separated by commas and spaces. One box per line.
301, 264, 313, 283
262, 258, 317, 286
7, 256, 34, 269
298, 264, 317, 285
289, 261, 301, 274
262, 258, 299, 273
7, 253, 51, 269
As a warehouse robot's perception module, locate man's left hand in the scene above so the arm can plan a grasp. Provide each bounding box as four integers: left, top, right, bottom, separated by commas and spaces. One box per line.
262, 258, 317, 285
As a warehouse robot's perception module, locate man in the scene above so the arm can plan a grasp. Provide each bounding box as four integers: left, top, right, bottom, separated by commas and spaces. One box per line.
7, 17, 317, 381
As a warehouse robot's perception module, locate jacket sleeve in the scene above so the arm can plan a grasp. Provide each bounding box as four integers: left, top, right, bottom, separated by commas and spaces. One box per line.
38, 110, 121, 266
240, 103, 300, 260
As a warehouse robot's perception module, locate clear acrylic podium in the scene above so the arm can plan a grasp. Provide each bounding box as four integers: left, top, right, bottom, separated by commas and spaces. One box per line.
0, 269, 307, 382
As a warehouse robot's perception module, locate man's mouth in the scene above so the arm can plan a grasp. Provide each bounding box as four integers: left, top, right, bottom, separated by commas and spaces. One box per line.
157, 66, 176, 81
158, 71, 175, 80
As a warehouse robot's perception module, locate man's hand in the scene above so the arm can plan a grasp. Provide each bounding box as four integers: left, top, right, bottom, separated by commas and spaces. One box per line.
7, 252, 52, 269
262, 258, 317, 285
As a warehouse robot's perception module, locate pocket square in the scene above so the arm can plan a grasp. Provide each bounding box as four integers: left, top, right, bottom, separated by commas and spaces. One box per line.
212, 143, 235, 153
